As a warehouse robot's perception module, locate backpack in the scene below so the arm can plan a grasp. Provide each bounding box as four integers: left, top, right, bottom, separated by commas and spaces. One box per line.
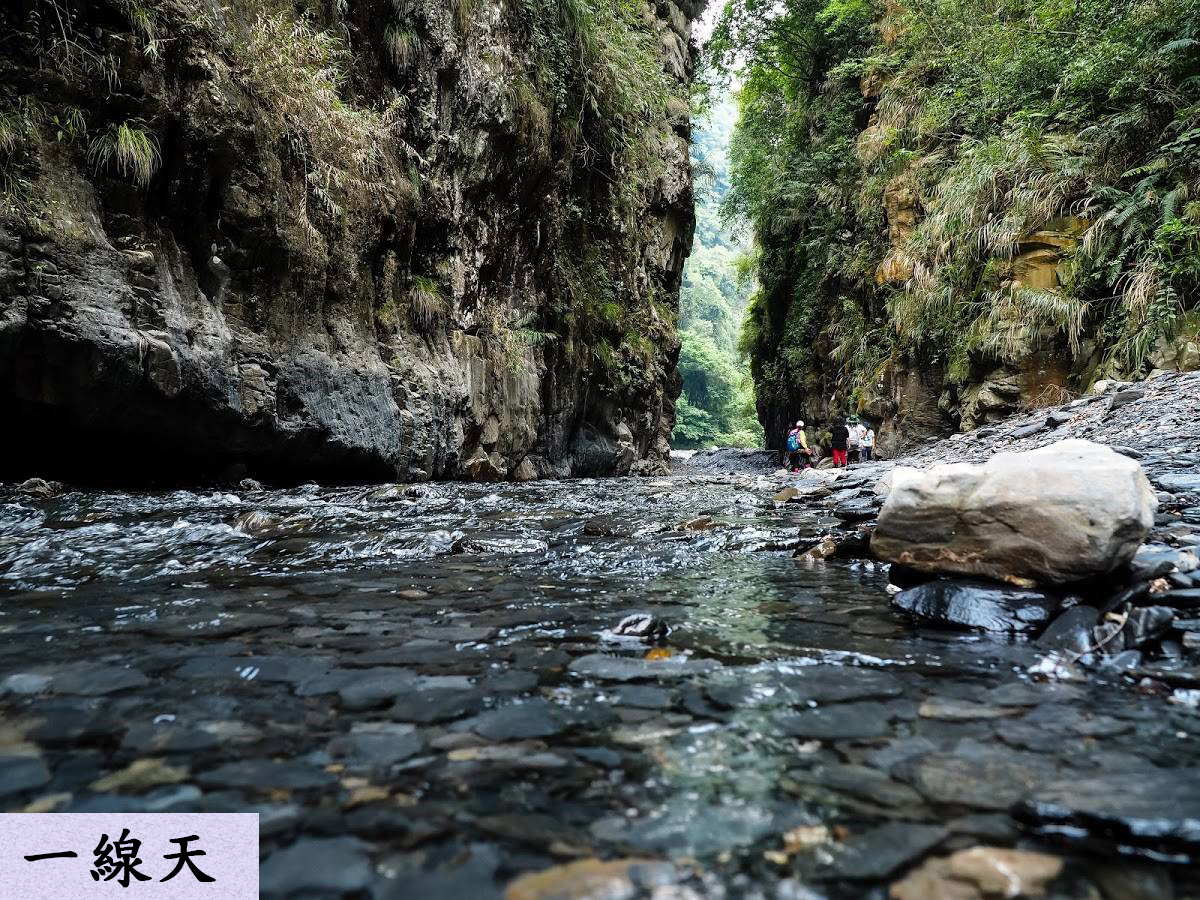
786, 429, 801, 452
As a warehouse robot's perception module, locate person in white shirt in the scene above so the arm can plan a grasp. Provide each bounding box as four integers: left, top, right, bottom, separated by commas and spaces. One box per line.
861, 423, 875, 461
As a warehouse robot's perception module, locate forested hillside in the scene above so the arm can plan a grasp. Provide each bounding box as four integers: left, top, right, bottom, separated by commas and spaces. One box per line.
712, 0, 1200, 452
672, 97, 764, 448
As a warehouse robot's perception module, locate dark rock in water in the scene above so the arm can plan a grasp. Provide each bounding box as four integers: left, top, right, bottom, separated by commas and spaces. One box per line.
197, 759, 338, 791
260, 837, 372, 897
476, 813, 589, 851
776, 701, 904, 740
892, 580, 1061, 633
52, 666, 150, 696
1156, 587, 1200, 609
120, 724, 221, 754
465, 698, 565, 741
1130, 544, 1198, 579
613, 685, 674, 709
0, 754, 51, 799
1155, 473, 1200, 494
1120, 606, 1175, 650
612, 612, 670, 640
1100, 649, 1143, 669
783, 763, 925, 809
1102, 581, 1150, 614
381, 844, 502, 900
1036, 605, 1099, 653
1128, 556, 1177, 583
896, 743, 1060, 811
1015, 768, 1200, 861
1045, 411, 1072, 429
328, 726, 425, 769
390, 687, 485, 723
338, 669, 419, 710
807, 822, 948, 880
833, 500, 877, 522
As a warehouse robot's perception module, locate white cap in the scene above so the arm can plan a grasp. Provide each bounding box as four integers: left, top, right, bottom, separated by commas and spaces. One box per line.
795, 420, 804, 427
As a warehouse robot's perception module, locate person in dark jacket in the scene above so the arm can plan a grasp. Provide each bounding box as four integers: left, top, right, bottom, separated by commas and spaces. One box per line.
830, 417, 850, 468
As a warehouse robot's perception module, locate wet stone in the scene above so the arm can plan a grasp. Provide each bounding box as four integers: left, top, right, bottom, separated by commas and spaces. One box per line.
783, 763, 924, 809
328, 724, 425, 769
390, 687, 486, 723
120, 724, 221, 754
480, 670, 540, 693
1155, 473, 1200, 494
776, 701, 903, 740
1016, 768, 1200, 860
918, 698, 1024, 720
197, 759, 339, 791
51, 665, 149, 695
612, 685, 674, 709
381, 843, 501, 899
896, 742, 1060, 811
175, 655, 331, 685
415, 624, 498, 642
892, 580, 1060, 633
463, 698, 565, 741
806, 822, 948, 881
260, 836, 373, 898
476, 813, 589, 852
0, 753, 51, 798
1036, 605, 1100, 654
337, 669, 419, 710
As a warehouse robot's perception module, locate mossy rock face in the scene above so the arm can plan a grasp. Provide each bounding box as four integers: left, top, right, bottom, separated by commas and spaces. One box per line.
0, 0, 698, 483
1149, 311, 1200, 373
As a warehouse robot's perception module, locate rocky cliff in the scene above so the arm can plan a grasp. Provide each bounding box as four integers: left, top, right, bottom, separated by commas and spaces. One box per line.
724, 0, 1200, 458
0, 0, 698, 483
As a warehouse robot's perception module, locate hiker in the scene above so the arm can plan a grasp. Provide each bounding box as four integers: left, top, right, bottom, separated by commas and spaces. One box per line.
847, 415, 862, 464
861, 422, 875, 461
786, 420, 812, 472
830, 417, 849, 468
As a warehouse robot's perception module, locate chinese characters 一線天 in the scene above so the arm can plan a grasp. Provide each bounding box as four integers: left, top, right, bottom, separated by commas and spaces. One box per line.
24, 830, 216, 887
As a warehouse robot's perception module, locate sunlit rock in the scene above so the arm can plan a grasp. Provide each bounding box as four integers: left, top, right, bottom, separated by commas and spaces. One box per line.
872, 440, 1156, 585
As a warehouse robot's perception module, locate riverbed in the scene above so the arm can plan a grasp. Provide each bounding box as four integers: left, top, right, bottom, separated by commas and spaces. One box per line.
2, 466, 1199, 898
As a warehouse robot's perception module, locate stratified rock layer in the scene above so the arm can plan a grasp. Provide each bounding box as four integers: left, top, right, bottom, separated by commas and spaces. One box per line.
0, 0, 697, 484
872, 439, 1156, 585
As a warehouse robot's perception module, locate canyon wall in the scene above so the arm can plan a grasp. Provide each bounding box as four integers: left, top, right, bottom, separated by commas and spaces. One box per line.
0, 0, 698, 483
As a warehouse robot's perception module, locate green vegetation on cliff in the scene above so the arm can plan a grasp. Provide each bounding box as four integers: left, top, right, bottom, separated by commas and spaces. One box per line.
710, 0, 1200, 440
673, 97, 764, 448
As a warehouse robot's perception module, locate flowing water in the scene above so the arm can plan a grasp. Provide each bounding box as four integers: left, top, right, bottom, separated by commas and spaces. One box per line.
1, 475, 1197, 897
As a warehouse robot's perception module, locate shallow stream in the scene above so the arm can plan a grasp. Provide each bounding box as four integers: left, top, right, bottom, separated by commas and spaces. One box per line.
1, 475, 1197, 897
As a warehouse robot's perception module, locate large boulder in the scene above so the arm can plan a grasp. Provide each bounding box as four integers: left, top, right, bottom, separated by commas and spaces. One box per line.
872, 440, 1156, 585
